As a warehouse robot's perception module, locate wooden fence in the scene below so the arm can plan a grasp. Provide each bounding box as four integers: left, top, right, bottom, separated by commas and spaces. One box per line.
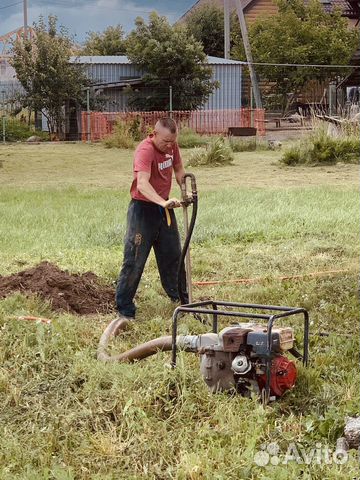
81, 108, 266, 142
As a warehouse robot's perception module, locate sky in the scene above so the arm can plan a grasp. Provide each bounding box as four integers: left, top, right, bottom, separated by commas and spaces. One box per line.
0, 0, 196, 43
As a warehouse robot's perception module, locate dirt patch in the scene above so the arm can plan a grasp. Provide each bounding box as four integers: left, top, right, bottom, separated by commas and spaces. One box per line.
0, 261, 116, 315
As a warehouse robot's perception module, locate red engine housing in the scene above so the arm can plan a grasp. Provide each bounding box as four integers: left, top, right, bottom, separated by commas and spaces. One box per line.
258, 355, 297, 397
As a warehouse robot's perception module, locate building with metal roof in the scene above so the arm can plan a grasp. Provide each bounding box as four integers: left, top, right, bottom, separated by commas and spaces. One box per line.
71, 55, 245, 112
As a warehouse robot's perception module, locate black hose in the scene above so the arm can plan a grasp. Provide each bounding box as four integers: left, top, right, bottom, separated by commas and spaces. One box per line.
177, 187, 198, 305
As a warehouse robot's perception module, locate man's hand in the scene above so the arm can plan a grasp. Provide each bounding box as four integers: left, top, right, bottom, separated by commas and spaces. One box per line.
163, 198, 181, 209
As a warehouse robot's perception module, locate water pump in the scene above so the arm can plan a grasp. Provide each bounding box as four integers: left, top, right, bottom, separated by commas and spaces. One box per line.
98, 301, 309, 403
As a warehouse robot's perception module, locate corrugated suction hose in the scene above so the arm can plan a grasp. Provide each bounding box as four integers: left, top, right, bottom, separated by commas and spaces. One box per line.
97, 316, 173, 363
97, 317, 217, 363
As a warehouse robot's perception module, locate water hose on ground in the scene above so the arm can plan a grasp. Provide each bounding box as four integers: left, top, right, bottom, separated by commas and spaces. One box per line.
97, 315, 218, 363
97, 316, 174, 362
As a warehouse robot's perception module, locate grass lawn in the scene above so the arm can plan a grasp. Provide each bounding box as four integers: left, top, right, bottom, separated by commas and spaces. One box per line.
0, 142, 359, 479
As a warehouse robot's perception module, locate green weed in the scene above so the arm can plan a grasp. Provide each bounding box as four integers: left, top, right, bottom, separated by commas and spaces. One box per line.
102, 120, 136, 149
187, 137, 234, 167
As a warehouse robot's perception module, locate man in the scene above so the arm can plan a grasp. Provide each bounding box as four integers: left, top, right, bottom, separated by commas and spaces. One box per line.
116, 117, 187, 319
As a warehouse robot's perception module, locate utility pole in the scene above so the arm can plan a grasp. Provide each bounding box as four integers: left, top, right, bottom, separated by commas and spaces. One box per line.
224, 0, 230, 59
234, 0, 262, 109
23, 0, 28, 40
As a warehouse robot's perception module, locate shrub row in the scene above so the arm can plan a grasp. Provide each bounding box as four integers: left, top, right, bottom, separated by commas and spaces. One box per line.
281, 124, 360, 166
3, 119, 48, 142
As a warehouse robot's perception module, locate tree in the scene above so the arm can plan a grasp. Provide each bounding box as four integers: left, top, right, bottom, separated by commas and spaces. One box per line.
82, 25, 126, 55
232, 0, 359, 111
10, 15, 88, 136
125, 12, 218, 111
184, 5, 240, 58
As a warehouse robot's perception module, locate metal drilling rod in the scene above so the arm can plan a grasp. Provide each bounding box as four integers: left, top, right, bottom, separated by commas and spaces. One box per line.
181, 179, 193, 303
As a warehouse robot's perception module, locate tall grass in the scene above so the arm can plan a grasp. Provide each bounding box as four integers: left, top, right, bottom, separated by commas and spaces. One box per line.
281, 122, 360, 166
179, 131, 271, 154
103, 120, 136, 149
187, 137, 234, 167
228, 137, 271, 152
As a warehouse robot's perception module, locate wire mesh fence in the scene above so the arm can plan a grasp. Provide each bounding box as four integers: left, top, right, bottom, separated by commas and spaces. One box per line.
80, 108, 266, 142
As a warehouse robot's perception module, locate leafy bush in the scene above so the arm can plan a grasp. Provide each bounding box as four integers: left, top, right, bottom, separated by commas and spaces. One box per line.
128, 116, 144, 142
103, 120, 135, 149
281, 124, 360, 166
177, 127, 210, 149
187, 137, 234, 167
4, 119, 49, 142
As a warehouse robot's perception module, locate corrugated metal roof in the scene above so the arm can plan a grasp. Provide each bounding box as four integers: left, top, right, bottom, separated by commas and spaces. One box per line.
70, 56, 131, 64
207, 56, 245, 65
71, 55, 245, 65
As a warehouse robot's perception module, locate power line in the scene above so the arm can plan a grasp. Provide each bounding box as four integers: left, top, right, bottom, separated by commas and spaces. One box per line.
0, 1, 22, 10
245, 61, 356, 68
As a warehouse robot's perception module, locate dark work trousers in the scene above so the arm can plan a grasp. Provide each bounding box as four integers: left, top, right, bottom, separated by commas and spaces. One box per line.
116, 199, 188, 318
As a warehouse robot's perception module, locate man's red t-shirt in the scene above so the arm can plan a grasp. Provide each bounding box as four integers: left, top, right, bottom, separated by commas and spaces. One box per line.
130, 135, 181, 202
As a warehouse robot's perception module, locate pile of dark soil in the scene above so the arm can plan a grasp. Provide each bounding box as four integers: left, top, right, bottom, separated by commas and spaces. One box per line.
0, 261, 116, 315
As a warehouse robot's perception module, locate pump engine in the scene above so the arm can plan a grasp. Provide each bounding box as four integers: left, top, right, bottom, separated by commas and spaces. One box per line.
193, 324, 297, 398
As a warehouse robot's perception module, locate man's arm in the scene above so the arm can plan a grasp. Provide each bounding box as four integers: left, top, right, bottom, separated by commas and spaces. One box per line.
137, 171, 181, 208
174, 161, 185, 187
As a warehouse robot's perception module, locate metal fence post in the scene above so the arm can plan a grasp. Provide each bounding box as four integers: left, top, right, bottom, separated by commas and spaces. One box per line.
169, 86, 173, 118
86, 87, 91, 143
250, 87, 254, 127
2, 115, 6, 144
1, 90, 6, 143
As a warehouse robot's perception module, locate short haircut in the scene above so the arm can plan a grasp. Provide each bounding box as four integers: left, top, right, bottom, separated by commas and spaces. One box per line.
156, 117, 177, 134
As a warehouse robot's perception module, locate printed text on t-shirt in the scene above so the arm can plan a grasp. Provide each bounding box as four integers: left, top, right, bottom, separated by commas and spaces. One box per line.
158, 156, 173, 171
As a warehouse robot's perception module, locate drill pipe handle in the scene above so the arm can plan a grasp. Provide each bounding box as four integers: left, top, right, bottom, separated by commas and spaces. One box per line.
181, 173, 198, 202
